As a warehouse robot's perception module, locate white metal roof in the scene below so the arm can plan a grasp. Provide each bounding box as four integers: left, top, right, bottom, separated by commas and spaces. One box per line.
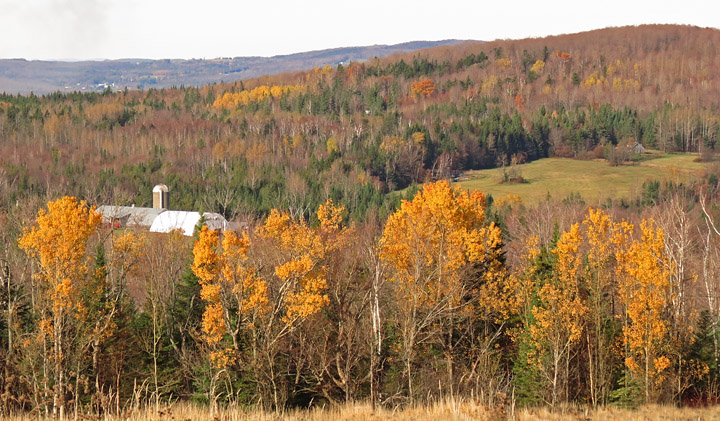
97, 205, 166, 227
148, 211, 230, 236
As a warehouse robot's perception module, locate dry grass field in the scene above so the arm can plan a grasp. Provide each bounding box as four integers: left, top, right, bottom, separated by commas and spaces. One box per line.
6, 400, 720, 421
453, 153, 713, 206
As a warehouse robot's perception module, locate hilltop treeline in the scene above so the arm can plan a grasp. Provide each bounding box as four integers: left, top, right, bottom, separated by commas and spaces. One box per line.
0, 25, 719, 221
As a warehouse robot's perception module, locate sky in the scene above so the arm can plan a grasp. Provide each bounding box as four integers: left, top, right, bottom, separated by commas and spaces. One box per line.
0, 0, 718, 61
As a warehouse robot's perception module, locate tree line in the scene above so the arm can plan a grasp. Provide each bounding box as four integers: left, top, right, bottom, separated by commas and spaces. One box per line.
3, 177, 720, 417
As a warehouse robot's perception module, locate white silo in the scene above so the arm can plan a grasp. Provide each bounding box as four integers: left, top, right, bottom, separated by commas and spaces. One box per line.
152, 184, 169, 209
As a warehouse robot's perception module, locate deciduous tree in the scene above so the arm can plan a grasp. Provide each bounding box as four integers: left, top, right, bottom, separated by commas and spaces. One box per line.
18, 197, 101, 419
380, 180, 504, 399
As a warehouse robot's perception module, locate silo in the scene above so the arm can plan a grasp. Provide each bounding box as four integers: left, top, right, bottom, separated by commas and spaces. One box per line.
152, 184, 169, 209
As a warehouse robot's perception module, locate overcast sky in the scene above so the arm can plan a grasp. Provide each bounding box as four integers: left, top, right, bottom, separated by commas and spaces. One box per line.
1, 0, 718, 60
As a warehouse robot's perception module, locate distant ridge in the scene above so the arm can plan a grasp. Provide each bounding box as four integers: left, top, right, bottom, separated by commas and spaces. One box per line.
0, 40, 472, 95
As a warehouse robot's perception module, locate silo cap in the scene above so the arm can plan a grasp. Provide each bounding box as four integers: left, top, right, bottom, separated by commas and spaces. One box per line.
153, 184, 169, 193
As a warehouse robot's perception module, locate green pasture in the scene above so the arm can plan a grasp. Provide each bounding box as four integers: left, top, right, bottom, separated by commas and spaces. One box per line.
451, 153, 712, 206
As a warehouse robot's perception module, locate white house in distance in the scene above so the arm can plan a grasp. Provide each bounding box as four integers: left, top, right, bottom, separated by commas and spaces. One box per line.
98, 184, 237, 236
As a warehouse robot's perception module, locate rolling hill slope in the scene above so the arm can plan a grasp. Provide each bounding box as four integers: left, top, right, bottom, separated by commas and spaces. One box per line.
0, 40, 470, 94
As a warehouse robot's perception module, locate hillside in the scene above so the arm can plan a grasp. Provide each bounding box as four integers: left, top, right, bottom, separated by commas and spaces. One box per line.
0, 40, 468, 94
0, 24, 718, 220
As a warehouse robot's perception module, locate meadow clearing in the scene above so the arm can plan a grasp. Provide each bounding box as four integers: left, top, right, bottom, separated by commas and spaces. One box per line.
453, 153, 712, 205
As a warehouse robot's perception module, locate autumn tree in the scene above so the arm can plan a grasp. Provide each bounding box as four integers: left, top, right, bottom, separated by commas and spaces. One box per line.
192, 225, 262, 412
410, 79, 436, 97
614, 219, 673, 402
528, 223, 587, 407
18, 197, 102, 419
249, 199, 348, 408
285, 204, 367, 405
191, 199, 348, 409
380, 180, 505, 399
582, 208, 621, 406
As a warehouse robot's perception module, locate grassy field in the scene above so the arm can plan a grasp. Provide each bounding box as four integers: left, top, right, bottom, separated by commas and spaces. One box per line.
7, 400, 720, 420
452, 153, 712, 206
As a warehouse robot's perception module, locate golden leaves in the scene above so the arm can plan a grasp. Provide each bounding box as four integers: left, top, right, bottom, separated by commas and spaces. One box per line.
192, 199, 347, 357
18, 196, 102, 312
380, 180, 505, 314
192, 226, 268, 355
258, 199, 348, 325
213, 84, 306, 109
317, 198, 344, 232
519, 207, 675, 392
192, 226, 221, 284
530, 60, 545, 73
530, 223, 587, 356
326, 137, 339, 155
615, 218, 673, 382
202, 303, 226, 346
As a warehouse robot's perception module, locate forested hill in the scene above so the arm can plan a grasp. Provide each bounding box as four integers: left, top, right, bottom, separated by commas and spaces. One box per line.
0, 24, 718, 221
5, 24, 720, 416
0, 40, 468, 94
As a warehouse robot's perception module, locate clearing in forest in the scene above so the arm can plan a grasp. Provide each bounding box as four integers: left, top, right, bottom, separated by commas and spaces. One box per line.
453, 153, 712, 206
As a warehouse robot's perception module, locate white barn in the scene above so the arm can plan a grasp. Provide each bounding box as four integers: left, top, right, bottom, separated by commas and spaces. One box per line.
149, 211, 234, 236
98, 184, 237, 236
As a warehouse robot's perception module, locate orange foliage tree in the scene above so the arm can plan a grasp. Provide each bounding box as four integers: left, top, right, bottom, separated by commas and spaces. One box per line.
18, 197, 102, 419
528, 223, 587, 407
614, 219, 673, 402
380, 180, 505, 399
582, 208, 620, 406
192, 225, 265, 412
192, 199, 350, 409
410, 79, 436, 97
252, 198, 351, 408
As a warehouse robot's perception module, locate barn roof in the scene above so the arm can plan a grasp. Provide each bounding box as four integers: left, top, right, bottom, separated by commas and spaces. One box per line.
148, 211, 231, 236
97, 205, 166, 227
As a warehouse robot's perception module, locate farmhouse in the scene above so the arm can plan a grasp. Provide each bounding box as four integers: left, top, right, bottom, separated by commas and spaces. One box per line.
628, 141, 646, 154
98, 184, 237, 236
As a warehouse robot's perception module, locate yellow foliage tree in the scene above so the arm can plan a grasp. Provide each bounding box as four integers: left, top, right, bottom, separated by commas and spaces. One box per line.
213, 84, 305, 109
18, 196, 102, 419
192, 199, 347, 409
529, 223, 587, 407
531, 60, 546, 73
410, 79, 436, 97
326, 137, 339, 155
614, 219, 673, 402
582, 208, 619, 406
192, 227, 266, 363
252, 199, 349, 408
380, 180, 505, 398
192, 225, 266, 411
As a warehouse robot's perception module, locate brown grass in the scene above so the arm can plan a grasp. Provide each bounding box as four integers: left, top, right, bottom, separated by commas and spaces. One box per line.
5, 400, 720, 421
